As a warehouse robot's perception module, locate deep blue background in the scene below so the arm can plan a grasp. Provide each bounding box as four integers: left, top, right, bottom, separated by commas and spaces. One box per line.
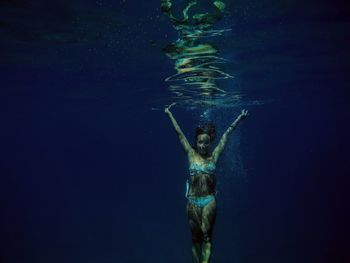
1, 1, 349, 262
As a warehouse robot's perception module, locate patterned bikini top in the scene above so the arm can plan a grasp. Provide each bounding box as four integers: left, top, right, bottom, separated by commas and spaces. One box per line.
189, 161, 216, 176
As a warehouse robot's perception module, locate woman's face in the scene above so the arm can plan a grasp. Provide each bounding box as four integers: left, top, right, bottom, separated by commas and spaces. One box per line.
196, 133, 211, 156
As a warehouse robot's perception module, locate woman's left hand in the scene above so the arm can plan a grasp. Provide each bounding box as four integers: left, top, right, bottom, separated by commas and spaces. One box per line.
164, 102, 176, 115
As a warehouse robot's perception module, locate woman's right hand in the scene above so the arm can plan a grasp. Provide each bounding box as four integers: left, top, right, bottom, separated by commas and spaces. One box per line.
165, 102, 176, 115
239, 109, 249, 119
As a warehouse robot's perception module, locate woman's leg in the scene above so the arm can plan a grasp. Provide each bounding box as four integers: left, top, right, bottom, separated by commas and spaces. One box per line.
187, 202, 203, 263
201, 199, 217, 263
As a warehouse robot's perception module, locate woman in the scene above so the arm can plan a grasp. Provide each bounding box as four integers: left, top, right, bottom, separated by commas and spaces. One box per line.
165, 103, 249, 263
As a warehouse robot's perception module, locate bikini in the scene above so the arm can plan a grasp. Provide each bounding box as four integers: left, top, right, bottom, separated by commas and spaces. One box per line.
186, 161, 216, 208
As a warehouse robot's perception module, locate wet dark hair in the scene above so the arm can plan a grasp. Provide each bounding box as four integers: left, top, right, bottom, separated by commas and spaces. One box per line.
192, 123, 216, 156
194, 123, 216, 144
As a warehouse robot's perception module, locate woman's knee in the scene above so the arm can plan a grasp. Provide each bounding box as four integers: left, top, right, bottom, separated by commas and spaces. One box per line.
202, 231, 212, 243
191, 228, 212, 243
191, 232, 202, 243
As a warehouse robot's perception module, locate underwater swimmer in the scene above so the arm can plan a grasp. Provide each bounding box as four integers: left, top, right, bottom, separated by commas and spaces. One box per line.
165, 103, 248, 263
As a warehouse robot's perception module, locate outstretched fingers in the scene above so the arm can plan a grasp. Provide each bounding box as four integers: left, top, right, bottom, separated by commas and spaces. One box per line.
165, 102, 176, 114
240, 109, 249, 118
168, 102, 176, 109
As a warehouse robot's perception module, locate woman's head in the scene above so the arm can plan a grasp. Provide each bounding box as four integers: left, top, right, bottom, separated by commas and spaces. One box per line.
194, 123, 216, 157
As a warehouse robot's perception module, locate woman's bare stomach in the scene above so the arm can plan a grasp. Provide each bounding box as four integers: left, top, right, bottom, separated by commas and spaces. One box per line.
188, 173, 216, 197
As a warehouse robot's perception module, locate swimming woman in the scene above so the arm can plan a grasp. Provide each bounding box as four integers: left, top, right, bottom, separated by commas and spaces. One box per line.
165, 103, 248, 263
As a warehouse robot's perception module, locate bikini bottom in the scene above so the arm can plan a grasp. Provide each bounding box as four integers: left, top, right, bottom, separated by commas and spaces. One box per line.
187, 195, 215, 208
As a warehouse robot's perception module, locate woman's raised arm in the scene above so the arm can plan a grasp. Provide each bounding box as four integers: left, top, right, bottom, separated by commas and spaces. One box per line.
212, 109, 249, 163
165, 103, 193, 155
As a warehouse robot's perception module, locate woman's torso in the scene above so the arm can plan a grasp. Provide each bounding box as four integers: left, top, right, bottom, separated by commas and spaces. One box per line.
187, 154, 216, 197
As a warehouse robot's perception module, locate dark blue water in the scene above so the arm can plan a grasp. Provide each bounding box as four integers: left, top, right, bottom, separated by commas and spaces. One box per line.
1, 1, 349, 263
